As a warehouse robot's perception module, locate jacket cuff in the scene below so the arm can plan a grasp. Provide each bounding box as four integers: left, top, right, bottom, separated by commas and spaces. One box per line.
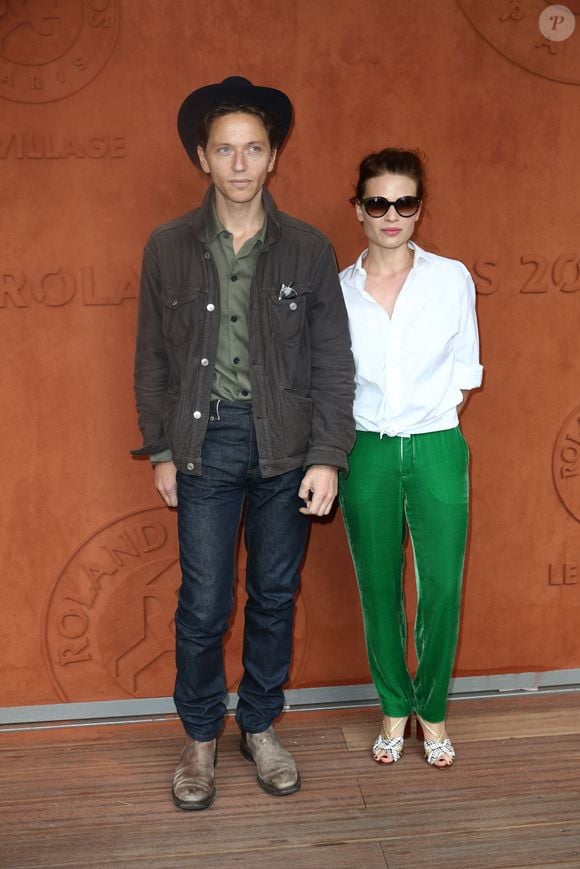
130, 438, 169, 457
304, 446, 349, 474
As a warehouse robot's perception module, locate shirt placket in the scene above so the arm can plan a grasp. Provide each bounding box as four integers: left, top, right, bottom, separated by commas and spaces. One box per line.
384, 270, 414, 435
225, 238, 242, 391
220, 233, 254, 399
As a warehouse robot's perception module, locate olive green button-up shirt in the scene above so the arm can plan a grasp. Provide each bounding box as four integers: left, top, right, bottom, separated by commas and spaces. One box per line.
207, 205, 266, 402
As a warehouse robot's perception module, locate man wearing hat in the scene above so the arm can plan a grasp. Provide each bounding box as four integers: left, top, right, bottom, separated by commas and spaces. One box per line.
133, 77, 355, 810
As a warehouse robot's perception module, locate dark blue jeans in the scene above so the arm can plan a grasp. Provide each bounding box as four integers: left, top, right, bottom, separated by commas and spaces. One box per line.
174, 400, 310, 741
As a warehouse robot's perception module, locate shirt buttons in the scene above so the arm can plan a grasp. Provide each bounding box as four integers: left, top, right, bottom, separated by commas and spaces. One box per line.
206, 303, 215, 312
204, 251, 211, 260
193, 410, 202, 419
241, 390, 249, 396
200, 358, 209, 366
186, 462, 194, 470
231, 315, 238, 322
289, 301, 297, 311
231, 275, 238, 282
233, 357, 240, 364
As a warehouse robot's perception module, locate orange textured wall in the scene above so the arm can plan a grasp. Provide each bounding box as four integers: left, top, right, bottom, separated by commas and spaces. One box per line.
1, 0, 579, 709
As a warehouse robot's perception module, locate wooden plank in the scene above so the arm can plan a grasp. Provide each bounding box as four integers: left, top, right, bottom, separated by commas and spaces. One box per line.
381, 822, 580, 868
1, 695, 580, 868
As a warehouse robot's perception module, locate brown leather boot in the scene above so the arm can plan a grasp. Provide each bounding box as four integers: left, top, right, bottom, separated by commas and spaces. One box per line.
171, 735, 217, 810
240, 725, 301, 796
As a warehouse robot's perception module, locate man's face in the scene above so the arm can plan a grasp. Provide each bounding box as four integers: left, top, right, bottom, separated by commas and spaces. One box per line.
197, 112, 277, 206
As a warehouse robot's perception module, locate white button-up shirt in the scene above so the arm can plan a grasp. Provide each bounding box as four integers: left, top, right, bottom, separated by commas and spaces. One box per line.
339, 242, 483, 437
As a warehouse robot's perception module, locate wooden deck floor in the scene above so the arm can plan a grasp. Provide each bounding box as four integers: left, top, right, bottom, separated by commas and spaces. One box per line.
1, 693, 580, 868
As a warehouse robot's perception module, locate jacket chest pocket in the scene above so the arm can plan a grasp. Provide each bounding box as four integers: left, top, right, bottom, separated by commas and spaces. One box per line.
268, 285, 310, 347
161, 287, 199, 345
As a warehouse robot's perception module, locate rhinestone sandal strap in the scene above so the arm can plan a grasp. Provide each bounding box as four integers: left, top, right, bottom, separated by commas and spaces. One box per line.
373, 733, 404, 762
424, 737, 455, 765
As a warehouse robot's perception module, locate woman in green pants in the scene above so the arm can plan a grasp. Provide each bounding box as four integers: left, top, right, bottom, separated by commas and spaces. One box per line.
339, 148, 482, 768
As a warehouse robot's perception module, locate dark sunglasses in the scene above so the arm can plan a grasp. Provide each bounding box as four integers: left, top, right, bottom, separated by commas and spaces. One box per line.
360, 196, 421, 218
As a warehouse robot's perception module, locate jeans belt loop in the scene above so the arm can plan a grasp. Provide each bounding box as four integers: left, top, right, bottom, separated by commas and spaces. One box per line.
209, 398, 221, 421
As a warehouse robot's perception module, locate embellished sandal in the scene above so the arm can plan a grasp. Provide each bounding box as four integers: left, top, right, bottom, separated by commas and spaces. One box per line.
416, 717, 455, 769
372, 716, 411, 765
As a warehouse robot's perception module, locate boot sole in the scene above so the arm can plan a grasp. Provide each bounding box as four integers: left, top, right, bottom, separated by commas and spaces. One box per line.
240, 740, 302, 796
171, 785, 216, 811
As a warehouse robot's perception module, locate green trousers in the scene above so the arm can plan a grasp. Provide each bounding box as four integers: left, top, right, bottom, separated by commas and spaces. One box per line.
340, 427, 469, 723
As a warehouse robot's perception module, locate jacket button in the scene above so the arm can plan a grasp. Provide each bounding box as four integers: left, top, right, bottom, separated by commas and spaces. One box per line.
206, 303, 215, 312
186, 462, 194, 470
289, 301, 297, 311
193, 411, 202, 419
204, 252, 211, 260
171, 298, 178, 307
200, 358, 209, 366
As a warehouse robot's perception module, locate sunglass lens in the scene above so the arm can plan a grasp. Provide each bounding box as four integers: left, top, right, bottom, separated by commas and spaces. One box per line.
363, 198, 388, 218
396, 197, 420, 217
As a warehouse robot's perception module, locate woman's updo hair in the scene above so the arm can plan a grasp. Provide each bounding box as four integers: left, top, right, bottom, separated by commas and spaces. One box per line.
350, 148, 425, 204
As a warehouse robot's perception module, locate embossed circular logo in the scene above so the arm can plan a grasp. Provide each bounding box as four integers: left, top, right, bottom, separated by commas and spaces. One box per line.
43, 508, 307, 702
457, 0, 580, 85
553, 405, 580, 522
0, 0, 120, 104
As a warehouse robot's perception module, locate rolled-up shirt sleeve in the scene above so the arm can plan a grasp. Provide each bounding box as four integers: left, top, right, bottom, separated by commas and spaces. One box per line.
453, 267, 483, 390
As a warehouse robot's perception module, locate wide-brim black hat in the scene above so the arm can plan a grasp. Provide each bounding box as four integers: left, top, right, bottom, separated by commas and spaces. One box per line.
177, 76, 293, 167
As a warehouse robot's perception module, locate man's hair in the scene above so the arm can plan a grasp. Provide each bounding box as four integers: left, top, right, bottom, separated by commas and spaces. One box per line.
197, 103, 280, 152
350, 148, 425, 203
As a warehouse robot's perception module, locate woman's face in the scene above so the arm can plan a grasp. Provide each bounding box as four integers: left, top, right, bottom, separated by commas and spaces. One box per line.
355, 172, 421, 254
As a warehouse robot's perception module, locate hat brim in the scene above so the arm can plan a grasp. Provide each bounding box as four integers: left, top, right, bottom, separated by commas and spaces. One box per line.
177, 79, 293, 167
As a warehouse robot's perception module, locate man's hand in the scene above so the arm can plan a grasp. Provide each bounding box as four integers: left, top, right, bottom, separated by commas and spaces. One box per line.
298, 465, 338, 516
154, 461, 178, 507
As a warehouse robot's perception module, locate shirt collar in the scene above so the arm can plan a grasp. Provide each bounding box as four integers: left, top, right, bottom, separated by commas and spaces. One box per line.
407, 240, 433, 264
207, 201, 267, 248
353, 240, 432, 276
206, 201, 224, 243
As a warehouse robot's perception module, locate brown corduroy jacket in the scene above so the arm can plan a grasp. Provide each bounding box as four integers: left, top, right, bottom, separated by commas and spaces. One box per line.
132, 186, 355, 477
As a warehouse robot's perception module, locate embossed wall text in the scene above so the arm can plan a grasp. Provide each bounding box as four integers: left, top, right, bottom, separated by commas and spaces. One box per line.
548, 562, 578, 585
0, 265, 139, 308
0, 0, 120, 103
0, 133, 127, 159
473, 253, 580, 295
553, 406, 580, 522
